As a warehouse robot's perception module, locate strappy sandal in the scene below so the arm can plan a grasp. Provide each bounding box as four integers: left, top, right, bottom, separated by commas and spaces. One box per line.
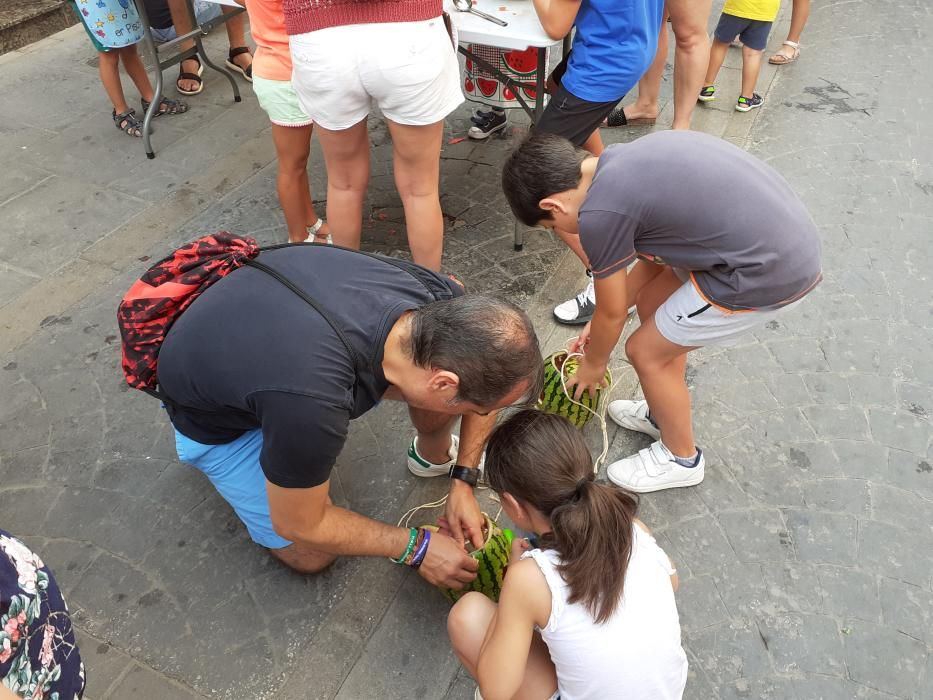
177, 56, 204, 96
113, 108, 143, 137
142, 96, 189, 117
769, 40, 801, 65
225, 46, 253, 82
604, 107, 656, 128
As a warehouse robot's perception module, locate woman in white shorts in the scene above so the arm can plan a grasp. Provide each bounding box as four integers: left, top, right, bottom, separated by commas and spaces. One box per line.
285, 0, 464, 271
243, 0, 329, 244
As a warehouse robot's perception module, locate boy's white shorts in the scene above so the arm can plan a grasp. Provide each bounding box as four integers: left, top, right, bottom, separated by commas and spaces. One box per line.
655, 272, 804, 348
289, 18, 464, 131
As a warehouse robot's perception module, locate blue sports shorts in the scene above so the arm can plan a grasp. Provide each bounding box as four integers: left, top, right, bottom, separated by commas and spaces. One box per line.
174, 428, 292, 549
714, 13, 773, 51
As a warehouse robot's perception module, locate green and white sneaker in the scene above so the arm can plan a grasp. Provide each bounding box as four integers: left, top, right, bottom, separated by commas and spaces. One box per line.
698, 85, 716, 102
735, 93, 763, 112
408, 433, 489, 479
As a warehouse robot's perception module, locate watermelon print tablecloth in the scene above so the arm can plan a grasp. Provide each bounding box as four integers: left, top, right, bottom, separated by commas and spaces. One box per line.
463, 44, 549, 109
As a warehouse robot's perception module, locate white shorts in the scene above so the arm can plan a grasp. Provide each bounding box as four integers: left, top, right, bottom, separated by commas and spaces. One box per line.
289, 18, 464, 130
655, 279, 804, 348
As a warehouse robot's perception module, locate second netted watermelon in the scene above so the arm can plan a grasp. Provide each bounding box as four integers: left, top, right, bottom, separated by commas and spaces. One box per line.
537, 350, 612, 429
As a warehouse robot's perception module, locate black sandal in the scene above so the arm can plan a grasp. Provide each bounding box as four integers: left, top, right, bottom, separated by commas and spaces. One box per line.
113, 108, 143, 137
176, 56, 204, 96
142, 96, 189, 117
226, 46, 253, 82
604, 107, 656, 128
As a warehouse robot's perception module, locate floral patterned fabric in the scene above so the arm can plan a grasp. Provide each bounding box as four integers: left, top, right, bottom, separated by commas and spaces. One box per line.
1, 531, 84, 700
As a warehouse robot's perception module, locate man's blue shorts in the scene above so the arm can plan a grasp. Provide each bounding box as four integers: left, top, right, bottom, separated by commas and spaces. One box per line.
714, 13, 773, 51
174, 429, 293, 549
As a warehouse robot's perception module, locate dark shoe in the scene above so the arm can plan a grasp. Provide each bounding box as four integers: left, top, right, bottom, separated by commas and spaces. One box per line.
176, 56, 203, 96
735, 93, 763, 112
142, 97, 189, 117
226, 46, 253, 82
468, 108, 508, 139
698, 85, 716, 102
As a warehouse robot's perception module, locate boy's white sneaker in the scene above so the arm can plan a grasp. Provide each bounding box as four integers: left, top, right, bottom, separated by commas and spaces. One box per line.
608, 399, 661, 440
607, 441, 705, 493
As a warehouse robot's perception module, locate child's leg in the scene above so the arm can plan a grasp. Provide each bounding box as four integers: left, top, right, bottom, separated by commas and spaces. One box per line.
448, 592, 559, 700
118, 45, 155, 103
704, 39, 730, 85
625, 269, 697, 458
98, 50, 130, 114
740, 46, 764, 97
270, 123, 320, 243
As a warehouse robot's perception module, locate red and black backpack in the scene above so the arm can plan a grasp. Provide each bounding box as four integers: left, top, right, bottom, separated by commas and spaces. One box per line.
117, 231, 462, 402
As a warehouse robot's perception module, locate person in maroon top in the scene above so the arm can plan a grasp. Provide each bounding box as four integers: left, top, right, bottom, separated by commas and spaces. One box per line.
284, 1, 463, 272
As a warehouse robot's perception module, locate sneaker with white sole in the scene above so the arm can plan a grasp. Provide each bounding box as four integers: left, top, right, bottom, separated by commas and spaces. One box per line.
607, 441, 705, 493
407, 434, 459, 477
608, 399, 661, 440
553, 276, 596, 325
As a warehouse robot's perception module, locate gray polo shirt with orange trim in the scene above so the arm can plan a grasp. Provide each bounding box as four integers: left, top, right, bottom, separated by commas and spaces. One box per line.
578, 131, 822, 311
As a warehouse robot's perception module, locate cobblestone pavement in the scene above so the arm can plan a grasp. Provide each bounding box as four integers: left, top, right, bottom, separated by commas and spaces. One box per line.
1, 1, 931, 698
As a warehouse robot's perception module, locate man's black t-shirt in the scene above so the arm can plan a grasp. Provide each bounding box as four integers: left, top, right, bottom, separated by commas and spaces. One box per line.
157, 245, 463, 489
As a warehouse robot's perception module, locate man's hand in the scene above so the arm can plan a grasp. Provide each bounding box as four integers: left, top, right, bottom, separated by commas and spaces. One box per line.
418, 531, 479, 589
565, 355, 609, 402
445, 480, 485, 551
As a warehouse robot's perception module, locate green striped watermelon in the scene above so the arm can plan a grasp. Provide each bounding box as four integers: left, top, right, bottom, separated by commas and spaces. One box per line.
536, 351, 612, 429
425, 514, 513, 603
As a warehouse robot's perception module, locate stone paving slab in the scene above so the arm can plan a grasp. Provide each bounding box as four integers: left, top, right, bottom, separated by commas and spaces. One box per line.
1, 1, 932, 698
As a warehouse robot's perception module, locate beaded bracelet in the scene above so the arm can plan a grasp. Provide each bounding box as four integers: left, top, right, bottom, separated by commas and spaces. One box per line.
402, 529, 426, 566
409, 528, 431, 569
391, 527, 418, 565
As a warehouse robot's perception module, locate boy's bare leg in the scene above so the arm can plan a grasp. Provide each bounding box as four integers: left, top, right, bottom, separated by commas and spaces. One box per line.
740, 46, 764, 98
625, 268, 698, 458
99, 50, 130, 114
448, 592, 559, 700
704, 39, 730, 86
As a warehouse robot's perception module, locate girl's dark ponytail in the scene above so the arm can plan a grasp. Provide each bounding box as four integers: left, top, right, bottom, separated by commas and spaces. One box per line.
548, 477, 637, 623
485, 410, 639, 624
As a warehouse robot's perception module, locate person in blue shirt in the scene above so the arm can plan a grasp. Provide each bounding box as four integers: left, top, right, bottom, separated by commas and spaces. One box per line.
531, 0, 664, 328
533, 0, 664, 154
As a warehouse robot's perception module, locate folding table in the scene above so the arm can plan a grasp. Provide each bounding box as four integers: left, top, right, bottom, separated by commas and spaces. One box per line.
444, 0, 566, 249
133, 0, 245, 159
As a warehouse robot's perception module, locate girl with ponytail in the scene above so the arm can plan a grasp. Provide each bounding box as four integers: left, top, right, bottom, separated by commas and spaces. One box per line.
447, 409, 688, 700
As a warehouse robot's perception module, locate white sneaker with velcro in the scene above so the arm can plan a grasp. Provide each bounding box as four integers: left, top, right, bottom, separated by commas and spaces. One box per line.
608, 399, 661, 440
607, 441, 705, 493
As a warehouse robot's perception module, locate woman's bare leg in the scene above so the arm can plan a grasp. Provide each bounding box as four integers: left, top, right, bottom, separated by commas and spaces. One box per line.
313, 119, 370, 249
385, 119, 445, 271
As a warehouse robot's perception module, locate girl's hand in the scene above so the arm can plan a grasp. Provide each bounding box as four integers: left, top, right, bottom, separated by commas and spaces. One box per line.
508, 536, 531, 566
568, 321, 592, 354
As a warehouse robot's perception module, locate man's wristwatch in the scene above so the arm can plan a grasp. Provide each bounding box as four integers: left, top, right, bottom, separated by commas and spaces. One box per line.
448, 464, 479, 487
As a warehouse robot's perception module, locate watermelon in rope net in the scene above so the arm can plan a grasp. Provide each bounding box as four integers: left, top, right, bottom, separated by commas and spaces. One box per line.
424, 513, 513, 603
537, 351, 613, 429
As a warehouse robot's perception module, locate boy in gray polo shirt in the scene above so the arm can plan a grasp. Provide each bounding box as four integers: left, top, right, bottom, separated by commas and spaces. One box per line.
502, 130, 822, 492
